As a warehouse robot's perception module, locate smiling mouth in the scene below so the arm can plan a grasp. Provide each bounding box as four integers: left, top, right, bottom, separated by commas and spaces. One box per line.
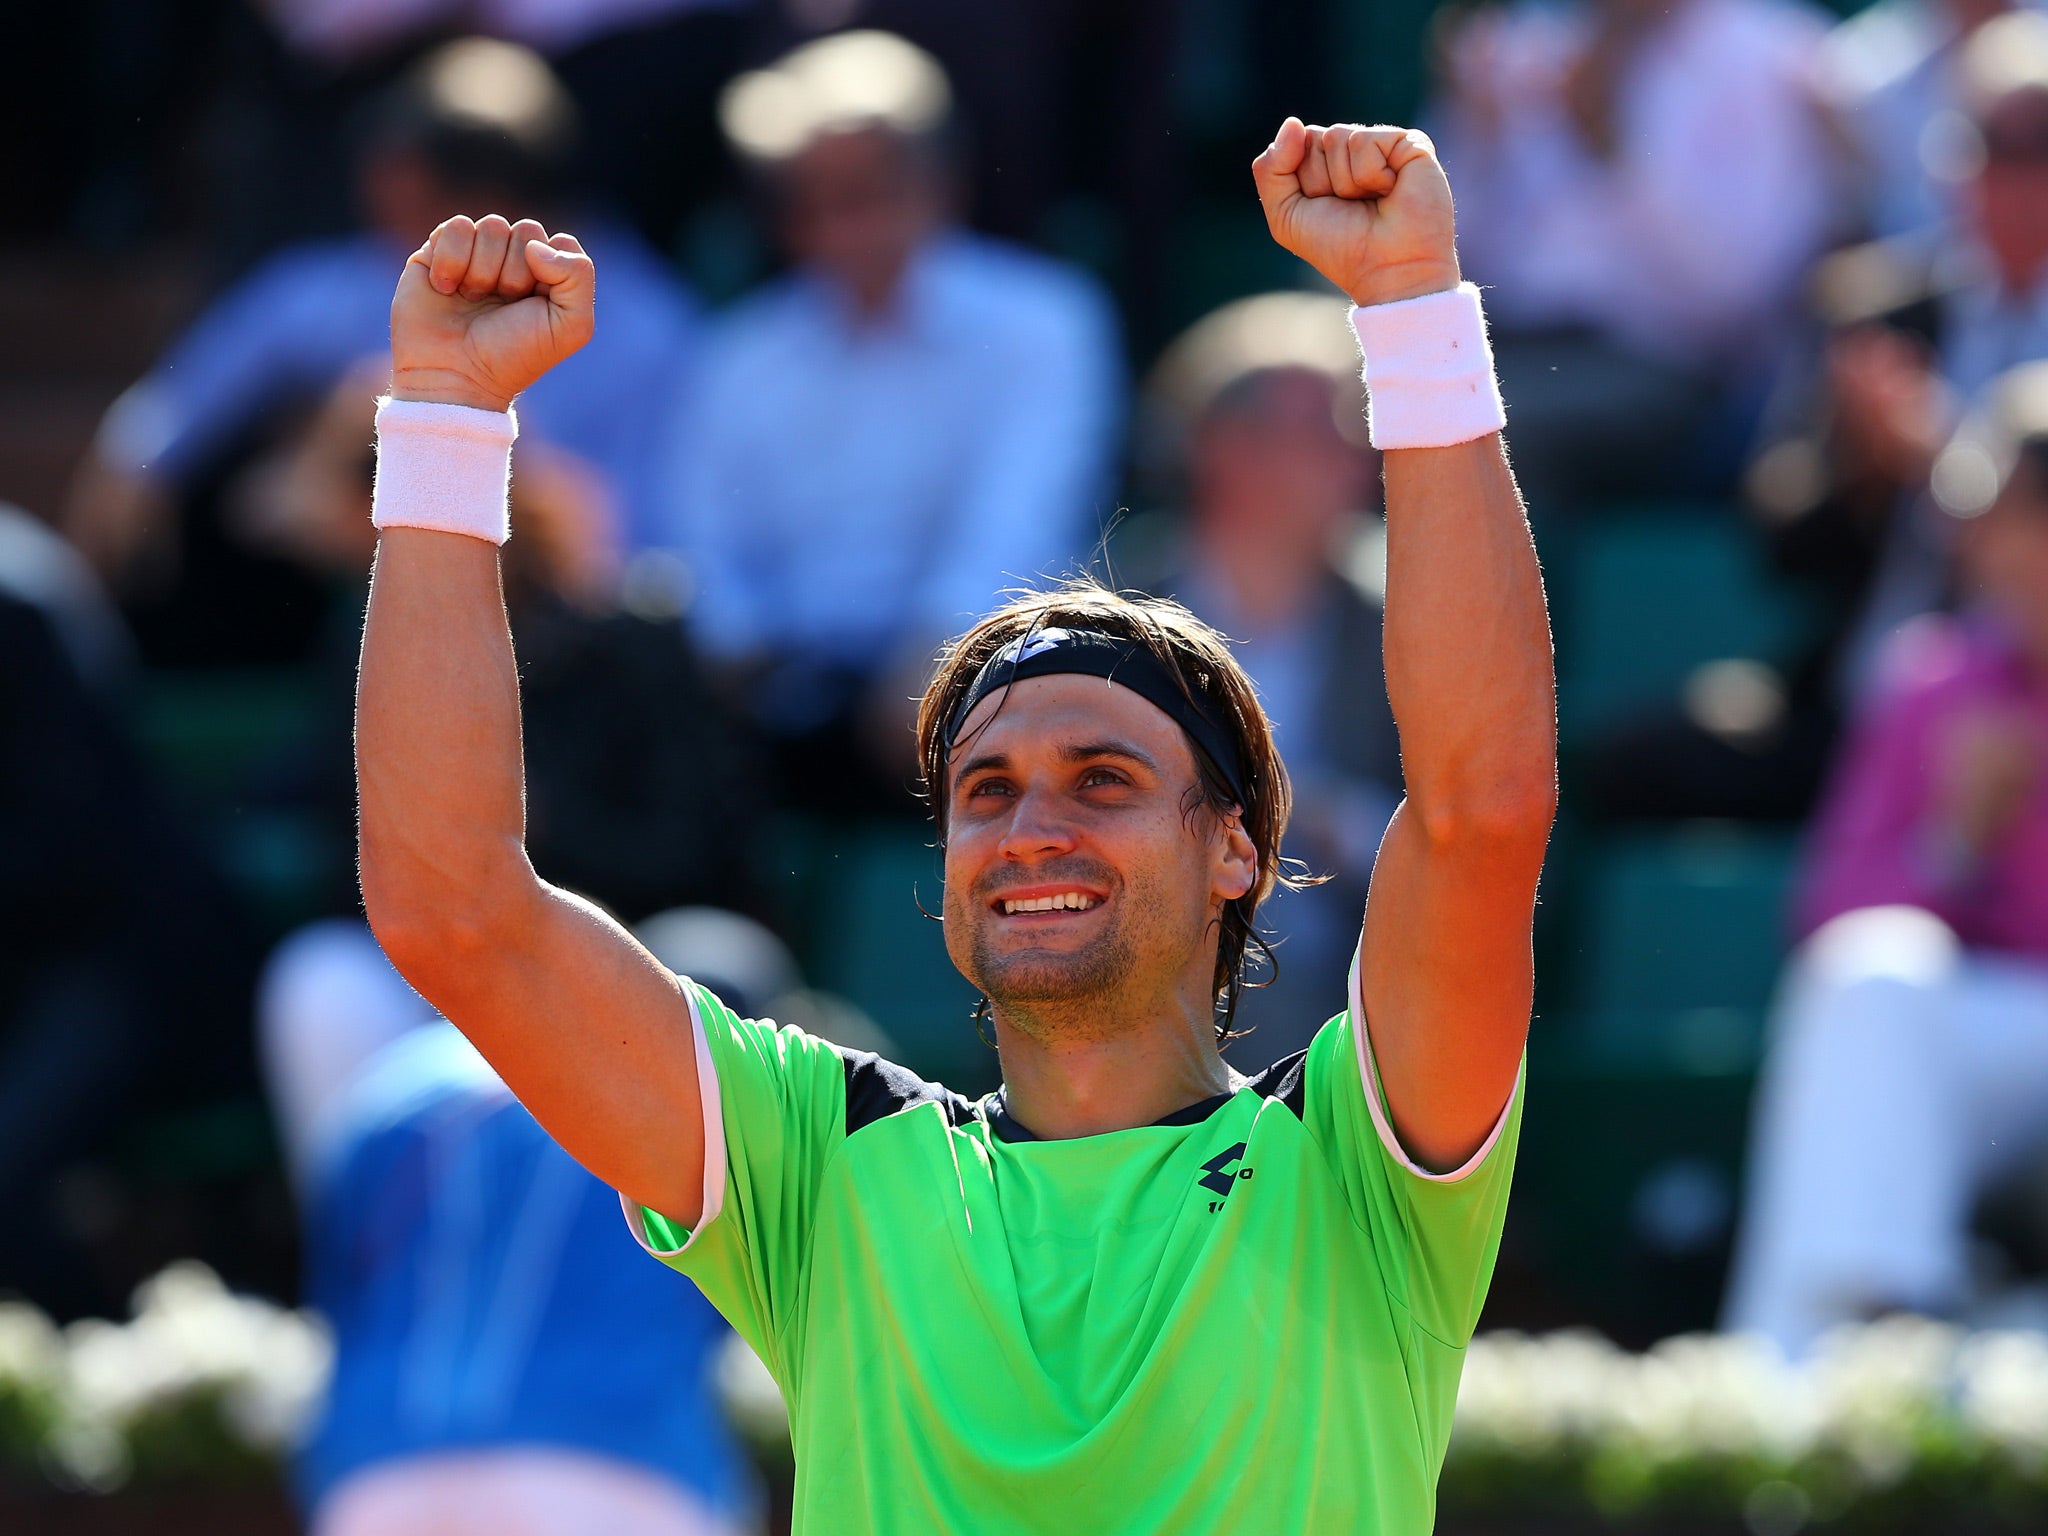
995, 892, 1103, 916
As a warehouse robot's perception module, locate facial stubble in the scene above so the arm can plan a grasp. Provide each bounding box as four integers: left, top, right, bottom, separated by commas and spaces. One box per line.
956, 866, 1194, 1043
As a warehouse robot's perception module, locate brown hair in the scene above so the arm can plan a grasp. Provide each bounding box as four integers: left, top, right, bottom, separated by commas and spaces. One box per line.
915, 577, 1314, 1037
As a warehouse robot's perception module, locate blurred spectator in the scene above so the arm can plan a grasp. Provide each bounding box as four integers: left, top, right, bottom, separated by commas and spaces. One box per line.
1725, 362, 2048, 1357
67, 37, 700, 665
0, 503, 132, 695
1138, 294, 1402, 1064
1581, 13, 2048, 822
250, 0, 753, 252
662, 31, 1121, 816
262, 915, 768, 1536
255, 367, 765, 925
761, 0, 1185, 333
1811, 14, 2048, 405
1433, 0, 1839, 503
262, 0, 740, 72
1750, 322, 1959, 717
1817, 0, 2040, 243
0, 582, 250, 1317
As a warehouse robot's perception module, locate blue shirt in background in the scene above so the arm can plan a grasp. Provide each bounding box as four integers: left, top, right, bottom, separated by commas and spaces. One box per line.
299, 1024, 751, 1523
660, 231, 1122, 669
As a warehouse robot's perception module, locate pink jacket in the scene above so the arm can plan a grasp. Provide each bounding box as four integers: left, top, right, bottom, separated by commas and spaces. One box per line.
1797, 614, 2048, 960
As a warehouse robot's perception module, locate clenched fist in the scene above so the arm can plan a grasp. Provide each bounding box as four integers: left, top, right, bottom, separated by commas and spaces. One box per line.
1252, 119, 1460, 309
390, 214, 596, 413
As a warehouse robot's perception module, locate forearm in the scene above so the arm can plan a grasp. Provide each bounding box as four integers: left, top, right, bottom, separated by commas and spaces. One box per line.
1382, 435, 1556, 838
356, 526, 536, 962
1360, 432, 1553, 1168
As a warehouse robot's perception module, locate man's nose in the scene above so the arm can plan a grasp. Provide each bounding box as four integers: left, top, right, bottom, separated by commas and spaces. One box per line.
997, 785, 1078, 861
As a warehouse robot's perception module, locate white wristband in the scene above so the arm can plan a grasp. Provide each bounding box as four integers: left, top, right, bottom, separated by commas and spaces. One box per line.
370, 396, 518, 546
1349, 283, 1507, 451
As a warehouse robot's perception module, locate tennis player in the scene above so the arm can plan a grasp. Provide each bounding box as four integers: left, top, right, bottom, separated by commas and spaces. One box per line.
356, 117, 1555, 1533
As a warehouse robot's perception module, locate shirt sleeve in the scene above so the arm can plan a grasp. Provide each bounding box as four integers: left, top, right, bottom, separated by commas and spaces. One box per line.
1299, 950, 1524, 1350
619, 979, 846, 1383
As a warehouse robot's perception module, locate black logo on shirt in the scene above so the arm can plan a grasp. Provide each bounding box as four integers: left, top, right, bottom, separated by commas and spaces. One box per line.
1199, 1141, 1253, 1209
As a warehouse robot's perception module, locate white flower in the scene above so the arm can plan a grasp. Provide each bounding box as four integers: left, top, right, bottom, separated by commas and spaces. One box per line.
1957, 1331, 2048, 1466
1454, 1329, 1628, 1455
1803, 1315, 1960, 1489
63, 1262, 331, 1458
1613, 1333, 1813, 1466
0, 1303, 63, 1391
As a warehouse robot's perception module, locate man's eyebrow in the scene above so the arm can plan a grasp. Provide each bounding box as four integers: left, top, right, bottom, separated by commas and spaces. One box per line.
953, 750, 1010, 783
950, 739, 1161, 786
1058, 739, 1160, 772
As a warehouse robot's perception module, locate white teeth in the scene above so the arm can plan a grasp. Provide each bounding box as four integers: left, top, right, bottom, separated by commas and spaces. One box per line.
1001, 892, 1098, 914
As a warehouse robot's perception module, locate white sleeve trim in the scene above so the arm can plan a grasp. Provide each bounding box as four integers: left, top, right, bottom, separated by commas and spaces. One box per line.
1347, 945, 1517, 1184
619, 974, 728, 1257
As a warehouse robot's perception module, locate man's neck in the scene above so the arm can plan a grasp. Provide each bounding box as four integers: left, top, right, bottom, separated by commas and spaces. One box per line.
827, 234, 938, 326
991, 990, 1236, 1140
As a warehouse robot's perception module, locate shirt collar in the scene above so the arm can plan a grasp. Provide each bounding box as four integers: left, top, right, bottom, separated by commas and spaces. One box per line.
983, 1084, 1240, 1143
803, 230, 964, 343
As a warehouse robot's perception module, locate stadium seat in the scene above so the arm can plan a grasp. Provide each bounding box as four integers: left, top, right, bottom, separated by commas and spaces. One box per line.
1554, 508, 1817, 738
136, 668, 319, 802
1560, 822, 1799, 1075
135, 668, 336, 931
1520, 824, 1795, 1340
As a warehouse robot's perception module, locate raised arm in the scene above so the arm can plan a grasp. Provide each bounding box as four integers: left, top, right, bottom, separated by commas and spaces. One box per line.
356, 215, 706, 1222
1254, 120, 1556, 1172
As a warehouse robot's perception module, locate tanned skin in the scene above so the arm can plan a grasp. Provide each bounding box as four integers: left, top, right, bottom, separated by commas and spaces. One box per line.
355, 123, 1554, 1228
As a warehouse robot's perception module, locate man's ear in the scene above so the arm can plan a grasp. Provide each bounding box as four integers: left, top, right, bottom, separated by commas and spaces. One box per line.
1213, 809, 1258, 904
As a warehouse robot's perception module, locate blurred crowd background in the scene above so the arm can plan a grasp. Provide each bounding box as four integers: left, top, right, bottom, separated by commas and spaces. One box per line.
7, 0, 2048, 1526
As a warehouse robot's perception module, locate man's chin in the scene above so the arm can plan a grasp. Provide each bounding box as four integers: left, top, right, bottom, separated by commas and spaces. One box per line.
974, 948, 1127, 1011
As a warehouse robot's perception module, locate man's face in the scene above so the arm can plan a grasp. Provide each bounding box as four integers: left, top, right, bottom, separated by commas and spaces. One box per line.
1192, 369, 1374, 544
358, 147, 453, 245
356, 146, 517, 251
779, 126, 943, 304
939, 675, 1257, 1039
1969, 91, 2048, 295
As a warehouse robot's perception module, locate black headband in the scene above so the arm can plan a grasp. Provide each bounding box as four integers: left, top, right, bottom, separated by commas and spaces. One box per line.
944, 626, 1251, 808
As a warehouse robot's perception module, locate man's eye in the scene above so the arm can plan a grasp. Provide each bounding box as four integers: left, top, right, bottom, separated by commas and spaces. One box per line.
1080, 768, 1127, 789
966, 779, 1013, 799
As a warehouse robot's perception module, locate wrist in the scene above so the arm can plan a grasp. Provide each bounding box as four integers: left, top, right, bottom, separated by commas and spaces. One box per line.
390, 367, 515, 416
371, 397, 519, 546
1349, 281, 1506, 451
1345, 259, 1463, 310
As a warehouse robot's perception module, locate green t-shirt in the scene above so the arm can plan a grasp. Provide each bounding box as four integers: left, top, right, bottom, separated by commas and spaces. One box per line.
625, 974, 1522, 1535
